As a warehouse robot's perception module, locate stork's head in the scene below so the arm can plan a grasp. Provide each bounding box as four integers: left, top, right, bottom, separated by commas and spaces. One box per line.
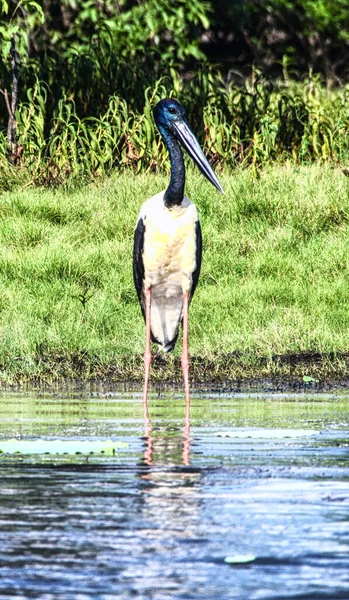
153, 98, 224, 194
153, 99, 187, 131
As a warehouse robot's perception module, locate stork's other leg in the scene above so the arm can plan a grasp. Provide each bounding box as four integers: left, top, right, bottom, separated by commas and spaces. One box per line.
143, 398, 153, 465
182, 387, 191, 466
143, 287, 152, 403
181, 292, 190, 403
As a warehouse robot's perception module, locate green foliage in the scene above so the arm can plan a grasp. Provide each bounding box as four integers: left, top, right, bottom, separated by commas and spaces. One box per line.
0, 0, 211, 123
268, 0, 349, 38
1, 0, 349, 180
0, 0, 44, 60
2, 71, 349, 188
1, 0, 349, 138
235, 0, 349, 72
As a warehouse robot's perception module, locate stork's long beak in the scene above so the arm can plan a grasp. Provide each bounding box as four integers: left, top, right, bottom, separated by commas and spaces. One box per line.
173, 120, 224, 194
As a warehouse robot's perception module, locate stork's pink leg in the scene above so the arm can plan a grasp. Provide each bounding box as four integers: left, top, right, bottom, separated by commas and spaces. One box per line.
143, 398, 153, 465
182, 393, 191, 466
143, 287, 152, 403
181, 292, 190, 404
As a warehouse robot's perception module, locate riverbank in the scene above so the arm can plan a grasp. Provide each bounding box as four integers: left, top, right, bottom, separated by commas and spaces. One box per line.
1, 351, 348, 391
1, 164, 349, 384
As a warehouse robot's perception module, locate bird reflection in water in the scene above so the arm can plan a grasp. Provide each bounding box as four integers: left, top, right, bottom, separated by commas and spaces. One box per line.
138, 397, 200, 550
142, 397, 191, 467
122, 398, 200, 592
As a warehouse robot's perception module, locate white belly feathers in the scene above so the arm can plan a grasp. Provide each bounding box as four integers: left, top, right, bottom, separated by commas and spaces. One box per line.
140, 191, 198, 293
137, 191, 199, 351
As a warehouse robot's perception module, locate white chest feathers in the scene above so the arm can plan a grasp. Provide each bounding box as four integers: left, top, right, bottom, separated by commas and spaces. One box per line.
139, 192, 199, 291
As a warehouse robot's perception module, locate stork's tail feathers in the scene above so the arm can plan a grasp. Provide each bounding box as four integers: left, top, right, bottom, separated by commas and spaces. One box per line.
151, 330, 179, 353
146, 283, 183, 353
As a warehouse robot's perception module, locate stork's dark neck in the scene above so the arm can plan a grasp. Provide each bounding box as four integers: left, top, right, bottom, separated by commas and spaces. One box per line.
159, 126, 185, 207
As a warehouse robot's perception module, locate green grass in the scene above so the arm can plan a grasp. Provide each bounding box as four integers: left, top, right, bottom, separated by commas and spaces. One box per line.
1, 163, 349, 383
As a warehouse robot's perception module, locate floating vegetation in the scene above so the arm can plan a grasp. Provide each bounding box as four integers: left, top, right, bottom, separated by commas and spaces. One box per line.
0, 439, 128, 455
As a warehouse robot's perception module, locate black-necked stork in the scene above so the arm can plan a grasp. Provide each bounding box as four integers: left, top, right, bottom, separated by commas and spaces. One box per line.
133, 98, 223, 404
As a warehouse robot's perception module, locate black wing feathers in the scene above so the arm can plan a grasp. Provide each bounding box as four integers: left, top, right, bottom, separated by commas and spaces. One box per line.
133, 217, 146, 319
133, 214, 202, 336
190, 219, 202, 301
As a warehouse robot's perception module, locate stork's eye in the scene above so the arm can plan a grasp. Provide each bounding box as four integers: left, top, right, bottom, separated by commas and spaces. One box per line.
168, 106, 176, 114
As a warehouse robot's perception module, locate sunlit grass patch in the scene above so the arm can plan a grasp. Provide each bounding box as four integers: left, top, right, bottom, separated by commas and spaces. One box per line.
0, 164, 349, 381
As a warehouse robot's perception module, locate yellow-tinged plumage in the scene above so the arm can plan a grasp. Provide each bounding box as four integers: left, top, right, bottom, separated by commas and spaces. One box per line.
141, 192, 198, 294
134, 190, 200, 352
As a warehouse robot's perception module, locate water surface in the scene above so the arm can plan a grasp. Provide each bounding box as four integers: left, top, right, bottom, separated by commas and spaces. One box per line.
0, 388, 348, 599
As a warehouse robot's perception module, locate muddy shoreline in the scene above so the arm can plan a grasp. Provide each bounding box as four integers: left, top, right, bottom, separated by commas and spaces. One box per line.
0, 351, 349, 393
